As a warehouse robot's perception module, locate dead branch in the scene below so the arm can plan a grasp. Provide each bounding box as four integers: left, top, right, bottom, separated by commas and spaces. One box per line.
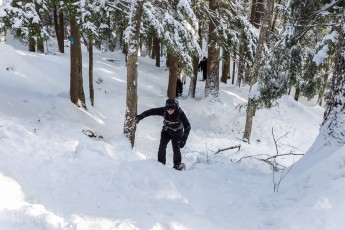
265, 152, 304, 161
232, 154, 270, 163
272, 127, 290, 155
232, 151, 303, 170
214, 145, 241, 154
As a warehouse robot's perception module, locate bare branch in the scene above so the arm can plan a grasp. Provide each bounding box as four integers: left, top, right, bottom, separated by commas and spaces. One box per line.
214, 145, 241, 154
265, 152, 304, 161
232, 154, 270, 163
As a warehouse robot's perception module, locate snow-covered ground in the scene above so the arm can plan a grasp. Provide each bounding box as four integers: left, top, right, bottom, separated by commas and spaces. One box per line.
0, 37, 344, 230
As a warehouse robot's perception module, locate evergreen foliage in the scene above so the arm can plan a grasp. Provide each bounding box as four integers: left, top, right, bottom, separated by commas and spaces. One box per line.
0, 0, 49, 46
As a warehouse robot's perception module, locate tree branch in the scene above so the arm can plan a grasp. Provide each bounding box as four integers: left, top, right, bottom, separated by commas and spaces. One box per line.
214, 144, 241, 154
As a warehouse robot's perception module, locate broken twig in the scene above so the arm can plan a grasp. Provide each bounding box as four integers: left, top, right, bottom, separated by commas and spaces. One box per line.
214, 145, 241, 154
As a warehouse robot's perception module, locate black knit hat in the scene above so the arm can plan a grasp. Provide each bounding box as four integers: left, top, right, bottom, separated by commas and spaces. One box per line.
165, 99, 178, 110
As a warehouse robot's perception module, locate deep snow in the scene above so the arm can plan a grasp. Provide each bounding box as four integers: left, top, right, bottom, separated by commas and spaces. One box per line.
0, 37, 344, 230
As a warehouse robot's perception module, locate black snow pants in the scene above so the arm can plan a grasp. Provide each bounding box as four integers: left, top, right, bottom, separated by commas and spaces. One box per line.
158, 128, 183, 166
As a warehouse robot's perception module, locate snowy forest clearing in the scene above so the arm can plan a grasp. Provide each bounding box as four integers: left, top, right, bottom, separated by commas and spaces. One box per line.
0, 39, 344, 230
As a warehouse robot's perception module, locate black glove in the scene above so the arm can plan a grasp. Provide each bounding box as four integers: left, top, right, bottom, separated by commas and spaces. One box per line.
179, 134, 188, 148
136, 114, 144, 123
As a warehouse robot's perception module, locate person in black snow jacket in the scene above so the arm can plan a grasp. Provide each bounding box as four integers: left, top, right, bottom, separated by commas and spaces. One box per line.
136, 99, 191, 170
198, 57, 207, 81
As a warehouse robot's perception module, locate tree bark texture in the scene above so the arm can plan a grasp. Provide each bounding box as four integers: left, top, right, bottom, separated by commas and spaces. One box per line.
147, 35, 153, 58
250, 0, 264, 29
205, 0, 220, 98
34, 2, 44, 53
237, 38, 246, 87
89, 37, 94, 106
76, 27, 86, 109
232, 58, 236, 85
154, 36, 160, 67
70, 16, 79, 106
221, 50, 230, 84
124, 1, 144, 147
243, 98, 255, 142
243, 0, 274, 142
294, 86, 300, 101
54, 4, 65, 53
188, 55, 199, 98
59, 11, 65, 53
28, 38, 35, 52
167, 54, 178, 99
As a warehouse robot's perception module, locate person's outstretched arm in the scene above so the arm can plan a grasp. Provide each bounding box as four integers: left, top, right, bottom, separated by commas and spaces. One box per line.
136, 107, 165, 123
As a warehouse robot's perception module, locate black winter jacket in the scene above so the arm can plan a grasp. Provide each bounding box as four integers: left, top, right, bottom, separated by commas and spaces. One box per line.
140, 107, 191, 134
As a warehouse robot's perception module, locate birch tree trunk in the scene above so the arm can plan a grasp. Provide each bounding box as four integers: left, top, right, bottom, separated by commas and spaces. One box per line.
124, 1, 144, 147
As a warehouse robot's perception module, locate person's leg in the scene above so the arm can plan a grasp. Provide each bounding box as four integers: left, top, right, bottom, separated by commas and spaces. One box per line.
171, 129, 183, 166
203, 70, 207, 80
158, 130, 171, 165
179, 82, 183, 96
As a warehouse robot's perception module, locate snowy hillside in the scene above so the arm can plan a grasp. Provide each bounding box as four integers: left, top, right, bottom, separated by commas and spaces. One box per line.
0, 40, 344, 230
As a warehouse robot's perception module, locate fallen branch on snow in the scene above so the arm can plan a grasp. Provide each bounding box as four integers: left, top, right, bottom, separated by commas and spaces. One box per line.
214, 145, 241, 154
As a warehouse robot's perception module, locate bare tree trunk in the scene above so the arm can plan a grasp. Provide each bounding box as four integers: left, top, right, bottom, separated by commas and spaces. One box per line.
146, 35, 153, 58
243, 0, 274, 142
58, 11, 65, 53
189, 24, 201, 98
34, 2, 44, 53
231, 57, 236, 85
53, 5, 63, 52
167, 54, 178, 99
153, 36, 160, 67
0, 30, 6, 44
237, 39, 245, 87
221, 50, 230, 84
53, 5, 65, 53
271, 0, 282, 34
188, 56, 199, 98
28, 38, 36, 52
89, 36, 94, 106
124, 1, 144, 147
166, 52, 170, 68
318, 72, 328, 106
76, 27, 86, 109
70, 16, 79, 106
243, 98, 255, 142
250, 0, 264, 29
36, 37, 44, 53
294, 86, 300, 101
205, 0, 220, 98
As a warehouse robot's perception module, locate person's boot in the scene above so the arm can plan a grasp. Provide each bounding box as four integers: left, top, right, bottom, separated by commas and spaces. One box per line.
173, 163, 185, 171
